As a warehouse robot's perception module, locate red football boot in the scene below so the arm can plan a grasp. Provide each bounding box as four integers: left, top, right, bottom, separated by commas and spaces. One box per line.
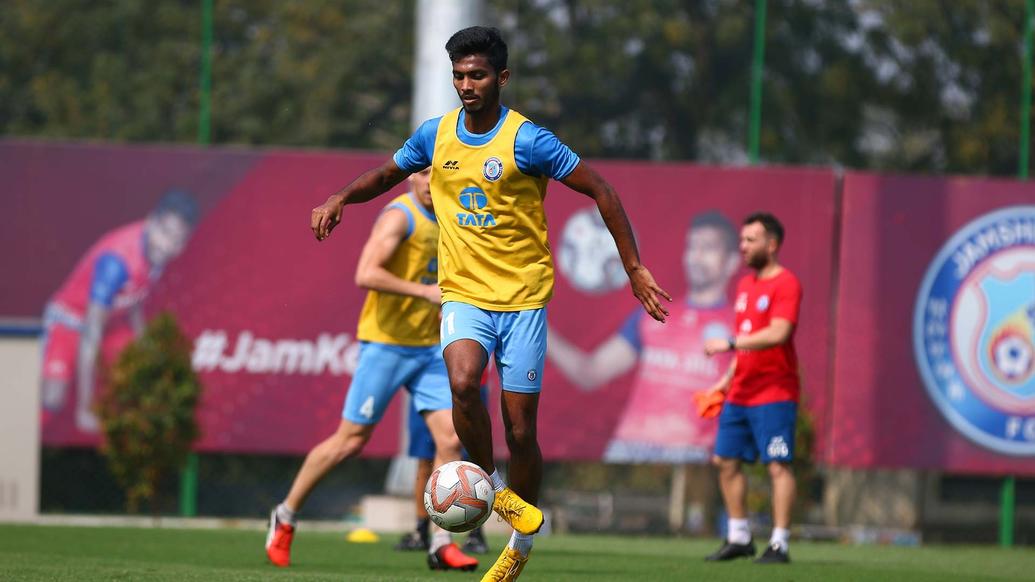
427, 542, 479, 571
265, 507, 295, 567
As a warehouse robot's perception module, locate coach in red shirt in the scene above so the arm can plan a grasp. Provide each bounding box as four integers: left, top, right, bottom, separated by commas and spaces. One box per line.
702, 212, 802, 565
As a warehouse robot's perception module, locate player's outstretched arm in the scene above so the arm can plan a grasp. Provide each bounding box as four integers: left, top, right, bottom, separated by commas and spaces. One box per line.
354, 207, 440, 304
546, 325, 638, 390
75, 301, 109, 432
311, 159, 411, 241
129, 305, 146, 337
561, 162, 672, 322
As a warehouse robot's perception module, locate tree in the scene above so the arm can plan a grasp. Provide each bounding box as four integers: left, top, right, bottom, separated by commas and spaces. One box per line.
491, 0, 1030, 175
853, 0, 1030, 175
98, 312, 201, 513
0, 0, 199, 141
0, 0, 410, 149
206, 0, 411, 149
1, 0, 1029, 175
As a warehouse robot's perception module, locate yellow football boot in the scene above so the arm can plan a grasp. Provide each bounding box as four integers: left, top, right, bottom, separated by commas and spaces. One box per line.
480, 547, 530, 582
492, 487, 544, 535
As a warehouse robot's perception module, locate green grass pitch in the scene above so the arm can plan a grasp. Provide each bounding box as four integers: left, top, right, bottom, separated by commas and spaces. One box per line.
1, 524, 1032, 581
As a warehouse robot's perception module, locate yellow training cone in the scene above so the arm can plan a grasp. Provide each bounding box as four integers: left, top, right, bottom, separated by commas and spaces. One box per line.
346, 528, 380, 543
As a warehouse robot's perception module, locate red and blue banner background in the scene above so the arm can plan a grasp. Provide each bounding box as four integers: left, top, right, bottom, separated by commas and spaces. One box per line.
2, 140, 1033, 475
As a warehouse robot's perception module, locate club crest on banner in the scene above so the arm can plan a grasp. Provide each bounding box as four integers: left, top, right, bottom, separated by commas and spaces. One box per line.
913, 206, 1035, 455
556, 207, 628, 294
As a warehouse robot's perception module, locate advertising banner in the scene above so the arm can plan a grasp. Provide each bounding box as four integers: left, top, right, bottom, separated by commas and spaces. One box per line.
827, 172, 1035, 474
3, 141, 838, 460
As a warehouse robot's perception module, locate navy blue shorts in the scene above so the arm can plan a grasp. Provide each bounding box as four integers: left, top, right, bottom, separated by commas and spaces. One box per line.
713, 401, 797, 463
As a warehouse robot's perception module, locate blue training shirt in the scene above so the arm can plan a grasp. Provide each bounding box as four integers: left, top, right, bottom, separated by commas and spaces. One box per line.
393, 107, 581, 180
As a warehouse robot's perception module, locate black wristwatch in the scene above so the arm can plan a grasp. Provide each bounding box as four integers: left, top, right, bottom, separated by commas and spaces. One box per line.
727, 336, 737, 351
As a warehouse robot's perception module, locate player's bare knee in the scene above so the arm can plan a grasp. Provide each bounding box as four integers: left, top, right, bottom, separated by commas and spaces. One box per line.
504, 424, 537, 451
436, 433, 463, 457
714, 456, 740, 474
444, 345, 485, 391
329, 422, 372, 460
450, 377, 482, 403
424, 410, 462, 455
767, 461, 793, 480
333, 433, 369, 461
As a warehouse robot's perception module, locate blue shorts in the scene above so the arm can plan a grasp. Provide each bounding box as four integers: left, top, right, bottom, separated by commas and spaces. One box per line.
408, 384, 489, 460
341, 342, 452, 425
713, 401, 797, 463
440, 301, 546, 393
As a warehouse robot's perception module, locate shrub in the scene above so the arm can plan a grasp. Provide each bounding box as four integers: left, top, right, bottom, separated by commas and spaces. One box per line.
97, 312, 201, 513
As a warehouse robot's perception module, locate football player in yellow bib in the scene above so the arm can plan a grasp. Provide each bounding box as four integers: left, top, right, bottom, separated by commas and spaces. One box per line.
269, 168, 478, 572
310, 27, 671, 581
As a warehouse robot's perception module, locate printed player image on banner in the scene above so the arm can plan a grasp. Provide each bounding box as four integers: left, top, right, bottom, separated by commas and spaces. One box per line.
40, 191, 200, 438
539, 163, 837, 463
0, 141, 260, 448
549, 209, 739, 463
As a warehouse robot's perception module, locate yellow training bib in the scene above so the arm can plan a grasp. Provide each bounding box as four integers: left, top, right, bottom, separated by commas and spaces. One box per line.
356, 193, 440, 346
430, 108, 552, 311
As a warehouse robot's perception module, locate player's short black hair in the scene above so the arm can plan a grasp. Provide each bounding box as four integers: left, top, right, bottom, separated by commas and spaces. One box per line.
690, 211, 737, 253
445, 26, 508, 73
152, 189, 200, 228
743, 212, 785, 246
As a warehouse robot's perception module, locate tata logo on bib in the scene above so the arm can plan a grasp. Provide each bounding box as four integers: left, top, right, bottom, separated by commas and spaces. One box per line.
457, 186, 496, 227
913, 206, 1035, 455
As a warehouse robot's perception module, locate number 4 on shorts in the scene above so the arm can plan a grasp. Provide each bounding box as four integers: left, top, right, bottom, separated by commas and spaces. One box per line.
359, 395, 375, 419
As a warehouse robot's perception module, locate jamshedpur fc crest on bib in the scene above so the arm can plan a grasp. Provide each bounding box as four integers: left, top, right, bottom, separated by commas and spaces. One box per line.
914, 206, 1035, 455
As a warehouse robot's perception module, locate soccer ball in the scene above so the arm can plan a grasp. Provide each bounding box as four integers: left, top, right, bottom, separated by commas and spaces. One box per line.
992, 331, 1033, 382
423, 461, 495, 533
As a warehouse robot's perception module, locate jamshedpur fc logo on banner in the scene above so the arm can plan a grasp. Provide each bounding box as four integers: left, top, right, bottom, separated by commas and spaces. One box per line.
914, 206, 1035, 455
